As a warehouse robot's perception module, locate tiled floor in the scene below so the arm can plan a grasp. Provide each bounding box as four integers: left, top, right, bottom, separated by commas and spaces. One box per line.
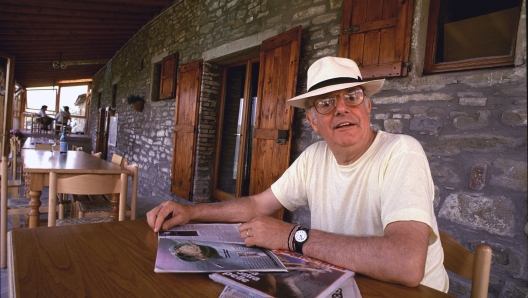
0, 193, 170, 297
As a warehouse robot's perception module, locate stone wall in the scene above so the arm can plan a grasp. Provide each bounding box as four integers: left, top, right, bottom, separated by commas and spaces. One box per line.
90, 0, 527, 296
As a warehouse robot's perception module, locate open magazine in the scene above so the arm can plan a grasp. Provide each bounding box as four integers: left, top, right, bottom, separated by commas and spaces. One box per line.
154, 223, 287, 273
210, 250, 358, 298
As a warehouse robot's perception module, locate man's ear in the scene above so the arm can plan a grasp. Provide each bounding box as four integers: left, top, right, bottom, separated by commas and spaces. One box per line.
305, 109, 319, 132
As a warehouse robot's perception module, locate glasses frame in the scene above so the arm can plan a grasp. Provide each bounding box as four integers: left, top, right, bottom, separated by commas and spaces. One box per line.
311, 87, 365, 115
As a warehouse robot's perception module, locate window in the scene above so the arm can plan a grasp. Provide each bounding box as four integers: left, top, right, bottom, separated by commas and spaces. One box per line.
26, 87, 57, 115
58, 84, 89, 133
214, 60, 259, 199
159, 53, 178, 100
424, 0, 522, 73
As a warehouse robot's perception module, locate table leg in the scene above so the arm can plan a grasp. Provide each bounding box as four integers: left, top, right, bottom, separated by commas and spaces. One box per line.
110, 193, 119, 220
28, 190, 42, 228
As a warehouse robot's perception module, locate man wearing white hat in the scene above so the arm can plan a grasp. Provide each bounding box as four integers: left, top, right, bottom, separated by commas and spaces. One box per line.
147, 57, 448, 292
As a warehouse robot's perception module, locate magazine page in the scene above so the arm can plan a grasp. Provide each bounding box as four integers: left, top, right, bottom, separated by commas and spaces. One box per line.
210, 250, 356, 298
158, 223, 245, 244
155, 225, 288, 273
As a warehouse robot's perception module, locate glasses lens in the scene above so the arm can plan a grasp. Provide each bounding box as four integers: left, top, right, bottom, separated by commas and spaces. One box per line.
313, 97, 335, 114
343, 89, 364, 106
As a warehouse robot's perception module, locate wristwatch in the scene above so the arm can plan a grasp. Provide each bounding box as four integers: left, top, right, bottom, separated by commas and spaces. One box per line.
293, 227, 310, 254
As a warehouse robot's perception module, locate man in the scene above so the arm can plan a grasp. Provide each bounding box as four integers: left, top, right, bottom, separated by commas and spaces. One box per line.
55, 106, 71, 125
37, 105, 54, 130
147, 57, 448, 292
55, 106, 71, 134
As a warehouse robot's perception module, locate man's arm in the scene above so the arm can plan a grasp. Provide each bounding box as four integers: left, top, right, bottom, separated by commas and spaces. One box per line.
146, 188, 283, 232
304, 221, 429, 287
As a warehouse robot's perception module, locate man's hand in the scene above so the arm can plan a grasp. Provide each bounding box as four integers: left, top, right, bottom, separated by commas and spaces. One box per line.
238, 216, 294, 250
146, 201, 192, 232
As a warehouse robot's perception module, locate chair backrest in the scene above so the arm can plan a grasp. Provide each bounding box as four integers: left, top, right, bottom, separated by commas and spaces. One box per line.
111, 153, 125, 166
47, 172, 128, 226
124, 163, 139, 220
439, 230, 492, 298
72, 146, 83, 151
91, 151, 102, 159
34, 143, 52, 150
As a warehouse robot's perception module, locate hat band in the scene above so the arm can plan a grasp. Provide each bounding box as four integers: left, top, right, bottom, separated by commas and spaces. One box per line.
308, 77, 363, 92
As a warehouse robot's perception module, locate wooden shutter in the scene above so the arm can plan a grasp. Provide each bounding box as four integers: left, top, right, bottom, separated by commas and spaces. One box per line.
249, 26, 302, 218
171, 60, 202, 200
159, 53, 179, 100
339, 0, 414, 79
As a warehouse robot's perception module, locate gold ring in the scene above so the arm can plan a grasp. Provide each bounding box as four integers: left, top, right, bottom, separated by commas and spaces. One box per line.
246, 230, 250, 237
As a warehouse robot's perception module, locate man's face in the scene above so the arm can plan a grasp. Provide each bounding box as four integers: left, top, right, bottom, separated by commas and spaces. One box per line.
305, 86, 372, 150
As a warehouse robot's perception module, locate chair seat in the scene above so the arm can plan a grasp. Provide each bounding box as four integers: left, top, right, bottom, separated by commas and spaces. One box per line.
7, 198, 50, 209
56, 217, 115, 226
78, 201, 131, 213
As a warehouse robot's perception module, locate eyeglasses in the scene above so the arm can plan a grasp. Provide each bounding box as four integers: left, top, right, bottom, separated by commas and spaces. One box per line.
311, 87, 365, 115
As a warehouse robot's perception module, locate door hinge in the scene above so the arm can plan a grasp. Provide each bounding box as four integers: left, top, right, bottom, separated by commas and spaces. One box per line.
343, 26, 360, 34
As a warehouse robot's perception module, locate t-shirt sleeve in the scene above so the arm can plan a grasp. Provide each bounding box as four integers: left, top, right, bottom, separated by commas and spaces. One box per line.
271, 148, 312, 212
379, 136, 436, 233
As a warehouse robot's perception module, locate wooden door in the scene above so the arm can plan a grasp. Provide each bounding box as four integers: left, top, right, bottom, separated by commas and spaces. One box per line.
249, 26, 302, 218
339, 0, 414, 79
171, 60, 203, 200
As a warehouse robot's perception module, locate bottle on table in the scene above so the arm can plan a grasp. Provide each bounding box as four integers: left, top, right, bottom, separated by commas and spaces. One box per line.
59, 126, 68, 153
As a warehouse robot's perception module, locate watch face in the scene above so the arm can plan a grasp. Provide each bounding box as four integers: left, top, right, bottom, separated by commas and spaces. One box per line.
295, 230, 308, 242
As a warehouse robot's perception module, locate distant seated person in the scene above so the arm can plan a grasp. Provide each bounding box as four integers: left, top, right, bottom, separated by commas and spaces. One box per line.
55, 106, 71, 134
37, 105, 54, 130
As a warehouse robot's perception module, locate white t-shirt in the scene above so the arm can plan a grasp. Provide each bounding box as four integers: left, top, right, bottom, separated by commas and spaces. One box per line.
271, 130, 448, 292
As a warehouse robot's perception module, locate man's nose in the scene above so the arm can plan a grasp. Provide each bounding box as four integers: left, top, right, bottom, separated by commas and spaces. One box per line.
334, 95, 349, 113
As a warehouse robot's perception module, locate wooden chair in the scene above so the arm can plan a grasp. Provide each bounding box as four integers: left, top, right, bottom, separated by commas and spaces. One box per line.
47, 171, 129, 227
1, 157, 58, 268
110, 153, 125, 167
439, 230, 492, 298
91, 151, 102, 159
9, 136, 21, 179
72, 145, 83, 151
34, 143, 59, 151
78, 162, 139, 220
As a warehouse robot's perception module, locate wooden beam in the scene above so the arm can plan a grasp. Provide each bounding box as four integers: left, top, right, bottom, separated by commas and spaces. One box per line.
0, 0, 167, 14
0, 3, 155, 20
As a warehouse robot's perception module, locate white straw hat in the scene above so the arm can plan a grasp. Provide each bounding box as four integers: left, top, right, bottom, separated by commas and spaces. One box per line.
287, 57, 385, 109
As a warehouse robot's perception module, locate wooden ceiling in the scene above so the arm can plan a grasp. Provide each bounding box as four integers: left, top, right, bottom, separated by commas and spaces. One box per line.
0, 0, 177, 88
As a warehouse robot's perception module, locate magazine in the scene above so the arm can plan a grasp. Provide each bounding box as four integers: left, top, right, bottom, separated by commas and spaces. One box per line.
154, 223, 287, 273
219, 277, 361, 298
210, 250, 357, 298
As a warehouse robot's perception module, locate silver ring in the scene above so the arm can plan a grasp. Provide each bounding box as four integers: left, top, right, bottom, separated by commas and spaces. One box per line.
246, 230, 250, 237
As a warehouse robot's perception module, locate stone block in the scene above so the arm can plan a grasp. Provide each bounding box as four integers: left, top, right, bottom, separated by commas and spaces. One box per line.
383, 119, 403, 134
501, 109, 527, 126
459, 97, 487, 106
438, 192, 515, 237
469, 164, 487, 190
410, 116, 443, 132
490, 158, 527, 192
423, 134, 518, 156
453, 110, 490, 130
372, 93, 453, 105
430, 163, 461, 184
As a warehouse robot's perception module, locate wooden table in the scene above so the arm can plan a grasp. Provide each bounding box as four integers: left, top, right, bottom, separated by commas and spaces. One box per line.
7, 220, 453, 297
21, 150, 129, 227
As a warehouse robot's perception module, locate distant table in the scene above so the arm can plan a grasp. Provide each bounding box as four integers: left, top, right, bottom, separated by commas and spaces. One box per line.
7, 220, 454, 297
21, 137, 56, 150
21, 150, 129, 227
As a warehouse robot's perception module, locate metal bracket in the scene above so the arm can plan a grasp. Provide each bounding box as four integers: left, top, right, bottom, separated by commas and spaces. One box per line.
276, 130, 289, 145
343, 26, 360, 34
